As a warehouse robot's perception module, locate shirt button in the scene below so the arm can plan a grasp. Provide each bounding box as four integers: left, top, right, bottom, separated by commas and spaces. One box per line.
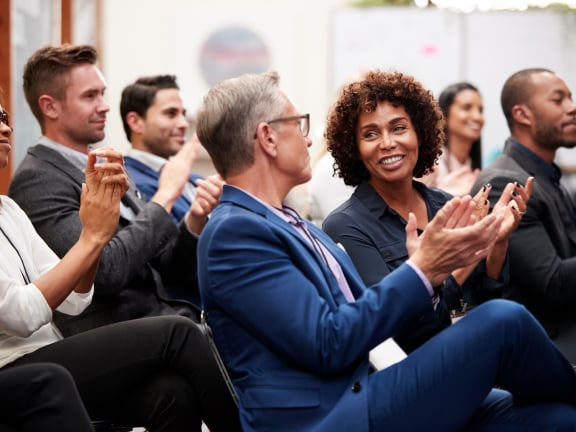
352, 382, 362, 393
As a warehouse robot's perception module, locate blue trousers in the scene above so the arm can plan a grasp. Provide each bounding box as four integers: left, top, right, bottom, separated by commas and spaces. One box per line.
369, 300, 576, 431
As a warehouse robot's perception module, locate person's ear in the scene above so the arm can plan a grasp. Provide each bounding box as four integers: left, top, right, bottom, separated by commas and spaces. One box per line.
38, 95, 60, 121
126, 112, 144, 134
255, 122, 278, 157
511, 104, 532, 126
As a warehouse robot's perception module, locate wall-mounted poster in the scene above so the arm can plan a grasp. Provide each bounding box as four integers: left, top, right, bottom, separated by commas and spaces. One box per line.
199, 26, 270, 87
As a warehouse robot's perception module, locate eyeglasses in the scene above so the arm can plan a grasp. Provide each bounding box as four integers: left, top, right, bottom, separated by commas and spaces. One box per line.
254, 113, 310, 139
268, 114, 310, 137
0, 111, 9, 129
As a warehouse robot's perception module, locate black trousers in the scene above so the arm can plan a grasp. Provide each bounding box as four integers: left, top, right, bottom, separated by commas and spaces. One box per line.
6, 316, 241, 432
0, 362, 93, 431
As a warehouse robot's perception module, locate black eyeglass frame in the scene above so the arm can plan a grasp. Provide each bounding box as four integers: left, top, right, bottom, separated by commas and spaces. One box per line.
253, 113, 310, 139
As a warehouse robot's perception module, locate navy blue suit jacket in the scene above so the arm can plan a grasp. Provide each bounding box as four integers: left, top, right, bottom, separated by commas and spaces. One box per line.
124, 156, 202, 224
198, 185, 435, 431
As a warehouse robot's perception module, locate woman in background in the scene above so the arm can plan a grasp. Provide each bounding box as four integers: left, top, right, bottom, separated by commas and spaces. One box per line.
420, 81, 484, 196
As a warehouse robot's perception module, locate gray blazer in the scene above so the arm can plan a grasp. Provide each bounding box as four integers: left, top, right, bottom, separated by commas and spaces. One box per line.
472, 138, 576, 360
8, 144, 199, 336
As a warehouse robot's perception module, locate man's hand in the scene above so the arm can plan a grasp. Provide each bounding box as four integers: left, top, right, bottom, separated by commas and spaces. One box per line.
185, 174, 224, 235
406, 196, 503, 286
152, 140, 197, 211
80, 147, 129, 244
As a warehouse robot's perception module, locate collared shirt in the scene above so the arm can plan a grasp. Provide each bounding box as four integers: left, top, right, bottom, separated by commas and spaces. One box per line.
509, 138, 576, 217
323, 180, 506, 310
126, 148, 165, 172
38, 136, 89, 172
509, 138, 563, 185
272, 206, 356, 303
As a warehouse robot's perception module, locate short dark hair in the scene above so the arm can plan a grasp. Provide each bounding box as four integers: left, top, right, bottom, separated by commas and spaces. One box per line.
438, 81, 482, 170
119, 75, 180, 141
325, 70, 445, 186
22, 44, 98, 131
501, 68, 553, 131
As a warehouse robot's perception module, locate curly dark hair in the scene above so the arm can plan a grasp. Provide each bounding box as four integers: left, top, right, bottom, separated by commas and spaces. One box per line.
325, 70, 445, 186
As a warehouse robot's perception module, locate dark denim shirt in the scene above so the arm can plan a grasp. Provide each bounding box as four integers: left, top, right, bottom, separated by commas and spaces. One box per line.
323, 180, 508, 352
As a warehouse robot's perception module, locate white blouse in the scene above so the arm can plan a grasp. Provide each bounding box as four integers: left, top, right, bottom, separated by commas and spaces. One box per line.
0, 196, 92, 367
435, 150, 472, 182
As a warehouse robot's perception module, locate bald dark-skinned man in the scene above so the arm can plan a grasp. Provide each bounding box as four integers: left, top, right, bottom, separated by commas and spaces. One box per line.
472, 68, 576, 363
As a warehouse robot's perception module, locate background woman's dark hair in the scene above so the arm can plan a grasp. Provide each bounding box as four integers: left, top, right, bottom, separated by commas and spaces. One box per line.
438, 82, 482, 170
325, 70, 445, 186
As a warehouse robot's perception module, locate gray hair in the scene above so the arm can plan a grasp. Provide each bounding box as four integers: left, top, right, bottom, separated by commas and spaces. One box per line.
196, 70, 285, 179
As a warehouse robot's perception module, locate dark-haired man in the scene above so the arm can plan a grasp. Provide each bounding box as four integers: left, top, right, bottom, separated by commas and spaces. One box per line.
120, 74, 223, 304
472, 68, 576, 362
120, 74, 221, 226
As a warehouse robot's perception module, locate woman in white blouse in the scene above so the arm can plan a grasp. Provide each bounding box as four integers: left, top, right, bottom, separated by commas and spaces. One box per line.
419, 82, 484, 196
0, 99, 240, 431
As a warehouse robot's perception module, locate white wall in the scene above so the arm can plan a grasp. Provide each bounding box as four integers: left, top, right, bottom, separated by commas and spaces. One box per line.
98, 3, 576, 173
101, 0, 345, 173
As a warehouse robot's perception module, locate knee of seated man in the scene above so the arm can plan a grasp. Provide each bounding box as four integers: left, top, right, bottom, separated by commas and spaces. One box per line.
473, 299, 536, 331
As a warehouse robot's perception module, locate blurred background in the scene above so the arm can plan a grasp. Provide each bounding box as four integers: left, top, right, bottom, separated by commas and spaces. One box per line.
1, 0, 576, 193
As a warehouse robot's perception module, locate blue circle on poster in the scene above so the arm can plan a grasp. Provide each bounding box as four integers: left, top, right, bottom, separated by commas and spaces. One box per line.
200, 26, 270, 87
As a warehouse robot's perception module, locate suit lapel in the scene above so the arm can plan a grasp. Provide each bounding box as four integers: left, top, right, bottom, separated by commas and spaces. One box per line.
266, 207, 359, 305
30, 145, 86, 186
309, 224, 365, 298
221, 186, 354, 304
122, 177, 146, 213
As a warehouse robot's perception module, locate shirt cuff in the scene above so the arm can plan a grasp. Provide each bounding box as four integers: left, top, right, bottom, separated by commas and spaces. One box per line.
405, 260, 434, 298
181, 211, 201, 238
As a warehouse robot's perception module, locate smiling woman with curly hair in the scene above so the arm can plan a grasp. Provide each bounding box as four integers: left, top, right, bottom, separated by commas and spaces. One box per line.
323, 70, 525, 353
325, 70, 444, 186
